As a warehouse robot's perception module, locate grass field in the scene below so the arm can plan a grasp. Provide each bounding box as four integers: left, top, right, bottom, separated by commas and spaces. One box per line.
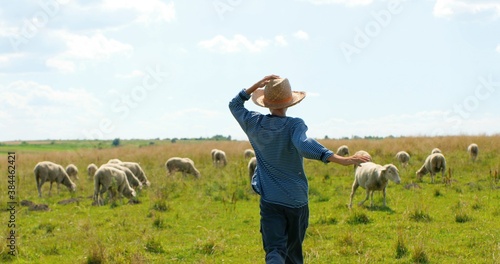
0, 136, 499, 263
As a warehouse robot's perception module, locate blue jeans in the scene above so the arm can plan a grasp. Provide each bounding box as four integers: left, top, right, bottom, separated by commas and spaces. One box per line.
260, 199, 309, 264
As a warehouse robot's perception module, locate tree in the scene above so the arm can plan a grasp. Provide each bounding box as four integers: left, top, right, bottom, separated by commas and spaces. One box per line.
112, 138, 121, 147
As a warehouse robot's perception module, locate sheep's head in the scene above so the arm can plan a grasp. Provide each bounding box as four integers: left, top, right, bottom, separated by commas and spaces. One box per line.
124, 187, 136, 199
68, 182, 77, 192
383, 164, 401, 184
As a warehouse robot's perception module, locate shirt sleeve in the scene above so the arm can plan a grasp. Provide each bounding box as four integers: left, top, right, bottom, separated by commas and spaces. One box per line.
228, 89, 252, 131
291, 118, 334, 163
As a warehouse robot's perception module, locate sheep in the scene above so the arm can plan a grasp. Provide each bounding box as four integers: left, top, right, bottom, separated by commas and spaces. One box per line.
395, 151, 410, 168
349, 162, 401, 208
431, 148, 442, 154
34, 161, 76, 198
248, 157, 257, 181
416, 153, 446, 183
244, 148, 255, 159
212, 149, 227, 168
165, 157, 201, 178
102, 163, 142, 189
107, 158, 122, 164
353, 150, 372, 170
336, 145, 349, 157
119, 161, 151, 187
65, 164, 79, 180
93, 166, 136, 206
467, 143, 479, 162
87, 163, 98, 178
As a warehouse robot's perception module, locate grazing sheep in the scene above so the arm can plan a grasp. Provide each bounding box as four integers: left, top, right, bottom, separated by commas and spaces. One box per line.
395, 151, 410, 168
416, 153, 446, 183
165, 157, 201, 178
248, 157, 257, 181
93, 166, 136, 206
353, 150, 372, 170
336, 145, 349, 157
65, 164, 79, 180
87, 163, 98, 178
102, 163, 142, 189
34, 161, 76, 197
107, 158, 122, 164
349, 162, 401, 208
467, 143, 479, 162
212, 149, 227, 168
119, 162, 151, 187
244, 149, 255, 159
431, 148, 442, 154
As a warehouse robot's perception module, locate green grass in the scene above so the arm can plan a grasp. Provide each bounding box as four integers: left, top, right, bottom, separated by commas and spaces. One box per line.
1, 136, 499, 263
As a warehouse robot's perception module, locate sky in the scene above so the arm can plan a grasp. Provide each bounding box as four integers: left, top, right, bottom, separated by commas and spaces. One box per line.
1, 0, 500, 141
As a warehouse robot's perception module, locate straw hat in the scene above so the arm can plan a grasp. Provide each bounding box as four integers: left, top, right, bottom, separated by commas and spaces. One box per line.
251, 78, 306, 109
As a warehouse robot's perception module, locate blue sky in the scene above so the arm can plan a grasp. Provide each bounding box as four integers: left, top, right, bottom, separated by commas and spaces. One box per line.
1, 0, 499, 141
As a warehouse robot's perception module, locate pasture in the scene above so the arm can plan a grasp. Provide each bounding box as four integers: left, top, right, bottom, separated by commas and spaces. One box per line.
1, 135, 499, 263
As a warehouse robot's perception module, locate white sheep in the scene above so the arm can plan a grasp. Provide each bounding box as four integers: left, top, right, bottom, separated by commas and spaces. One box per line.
93, 166, 136, 206
349, 162, 401, 208
107, 158, 122, 164
212, 149, 227, 168
467, 143, 479, 162
34, 161, 76, 197
395, 151, 410, 168
119, 161, 151, 187
87, 163, 98, 178
65, 164, 79, 180
416, 153, 446, 183
107, 160, 151, 187
244, 148, 255, 159
248, 157, 257, 181
102, 163, 143, 190
353, 150, 372, 170
431, 148, 442, 154
336, 145, 349, 157
165, 157, 201, 178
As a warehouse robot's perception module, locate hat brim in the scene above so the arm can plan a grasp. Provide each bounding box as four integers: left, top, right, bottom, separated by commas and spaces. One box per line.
251, 89, 306, 109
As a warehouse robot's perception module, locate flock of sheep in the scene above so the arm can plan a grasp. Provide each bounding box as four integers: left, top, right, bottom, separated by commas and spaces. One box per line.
32, 148, 255, 205
34, 159, 151, 205
338, 143, 479, 208
33, 143, 479, 208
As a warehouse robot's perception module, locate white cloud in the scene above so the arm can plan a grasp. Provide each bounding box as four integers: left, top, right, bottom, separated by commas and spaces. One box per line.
100, 0, 176, 23
433, 0, 500, 19
0, 80, 102, 140
46, 31, 133, 73
198, 34, 270, 53
274, 35, 288, 47
496, 44, 500, 53
293, 30, 309, 40
306, 0, 373, 7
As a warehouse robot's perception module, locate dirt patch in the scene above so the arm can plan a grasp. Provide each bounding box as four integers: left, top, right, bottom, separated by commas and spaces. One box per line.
58, 198, 81, 205
20, 200, 50, 211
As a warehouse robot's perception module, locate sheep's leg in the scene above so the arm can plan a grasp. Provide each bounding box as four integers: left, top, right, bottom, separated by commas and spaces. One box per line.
382, 188, 387, 207
430, 173, 435, 183
369, 191, 375, 207
37, 178, 43, 198
359, 189, 369, 206
349, 182, 359, 208
49, 182, 53, 196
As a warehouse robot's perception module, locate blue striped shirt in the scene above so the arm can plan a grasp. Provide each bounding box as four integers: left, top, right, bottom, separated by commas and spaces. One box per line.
229, 89, 334, 208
